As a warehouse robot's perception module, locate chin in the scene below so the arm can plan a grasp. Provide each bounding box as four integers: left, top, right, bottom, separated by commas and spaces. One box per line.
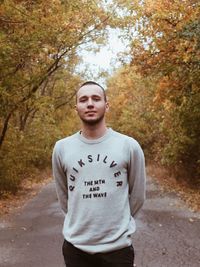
81, 117, 104, 126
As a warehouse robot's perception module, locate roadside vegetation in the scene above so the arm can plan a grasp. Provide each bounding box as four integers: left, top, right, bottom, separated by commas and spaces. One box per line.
0, 1, 199, 210
107, 0, 200, 188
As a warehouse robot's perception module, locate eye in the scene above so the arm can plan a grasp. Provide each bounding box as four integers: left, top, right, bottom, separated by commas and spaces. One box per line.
93, 96, 101, 101
79, 97, 87, 102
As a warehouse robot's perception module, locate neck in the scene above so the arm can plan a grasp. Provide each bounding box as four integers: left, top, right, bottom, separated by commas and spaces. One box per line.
80, 121, 107, 140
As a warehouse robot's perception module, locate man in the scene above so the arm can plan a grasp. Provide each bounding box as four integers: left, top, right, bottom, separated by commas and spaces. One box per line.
52, 81, 146, 267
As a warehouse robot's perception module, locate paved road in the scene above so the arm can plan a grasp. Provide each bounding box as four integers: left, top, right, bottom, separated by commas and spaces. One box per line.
0, 177, 199, 267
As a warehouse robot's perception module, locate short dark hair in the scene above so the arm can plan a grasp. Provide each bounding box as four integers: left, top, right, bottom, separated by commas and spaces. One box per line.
77, 81, 107, 102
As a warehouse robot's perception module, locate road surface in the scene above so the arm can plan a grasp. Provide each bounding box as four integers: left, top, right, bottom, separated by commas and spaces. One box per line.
0, 177, 199, 267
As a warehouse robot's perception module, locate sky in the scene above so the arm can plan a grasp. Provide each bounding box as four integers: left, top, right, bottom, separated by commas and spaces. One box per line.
76, 28, 130, 87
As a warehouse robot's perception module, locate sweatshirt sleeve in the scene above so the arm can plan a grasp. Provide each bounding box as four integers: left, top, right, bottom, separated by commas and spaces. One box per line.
128, 139, 146, 218
52, 142, 68, 215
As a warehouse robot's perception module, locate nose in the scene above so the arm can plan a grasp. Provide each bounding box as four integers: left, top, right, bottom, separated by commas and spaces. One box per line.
87, 98, 94, 107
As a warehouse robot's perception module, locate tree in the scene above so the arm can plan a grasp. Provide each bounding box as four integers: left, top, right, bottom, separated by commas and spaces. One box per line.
0, 0, 119, 194
109, 0, 200, 184
0, 0, 111, 147
107, 65, 159, 159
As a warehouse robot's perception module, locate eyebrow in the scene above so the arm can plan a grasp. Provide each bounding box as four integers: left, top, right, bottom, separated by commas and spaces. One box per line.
78, 94, 102, 99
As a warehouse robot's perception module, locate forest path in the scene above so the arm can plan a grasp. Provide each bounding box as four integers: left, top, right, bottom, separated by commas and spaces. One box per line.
0, 176, 199, 267
133, 176, 200, 267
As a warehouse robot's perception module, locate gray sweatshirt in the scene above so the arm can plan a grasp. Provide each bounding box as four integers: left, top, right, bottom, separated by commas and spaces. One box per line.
52, 128, 146, 254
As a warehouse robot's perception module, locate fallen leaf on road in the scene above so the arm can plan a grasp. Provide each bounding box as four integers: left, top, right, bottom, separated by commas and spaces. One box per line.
189, 218, 194, 223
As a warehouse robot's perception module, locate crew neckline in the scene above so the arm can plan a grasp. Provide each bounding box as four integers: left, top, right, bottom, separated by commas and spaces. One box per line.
77, 128, 113, 144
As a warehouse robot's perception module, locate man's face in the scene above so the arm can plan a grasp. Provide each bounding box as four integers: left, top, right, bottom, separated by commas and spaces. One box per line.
76, 84, 109, 125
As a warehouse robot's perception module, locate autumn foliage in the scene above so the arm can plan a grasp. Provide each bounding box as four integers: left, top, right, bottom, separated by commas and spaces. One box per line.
0, 0, 199, 195
0, 0, 112, 194
108, 0, 200, 185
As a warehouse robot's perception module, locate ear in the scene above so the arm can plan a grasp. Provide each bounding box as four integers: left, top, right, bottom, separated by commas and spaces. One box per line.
75, 105, 78, 113
105, 101, 109, 112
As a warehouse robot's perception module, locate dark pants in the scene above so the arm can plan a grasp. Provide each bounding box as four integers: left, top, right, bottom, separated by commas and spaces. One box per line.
62, 240, 134, 267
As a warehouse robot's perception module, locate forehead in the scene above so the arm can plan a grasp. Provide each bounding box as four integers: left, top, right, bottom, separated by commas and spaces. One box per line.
77, 84, 104, 99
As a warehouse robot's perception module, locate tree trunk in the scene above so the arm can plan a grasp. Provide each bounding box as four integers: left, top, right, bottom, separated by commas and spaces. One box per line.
0, 111, 13, 148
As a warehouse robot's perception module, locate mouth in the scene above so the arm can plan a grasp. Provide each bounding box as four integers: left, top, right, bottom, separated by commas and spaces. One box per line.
85, 111, 97, 115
